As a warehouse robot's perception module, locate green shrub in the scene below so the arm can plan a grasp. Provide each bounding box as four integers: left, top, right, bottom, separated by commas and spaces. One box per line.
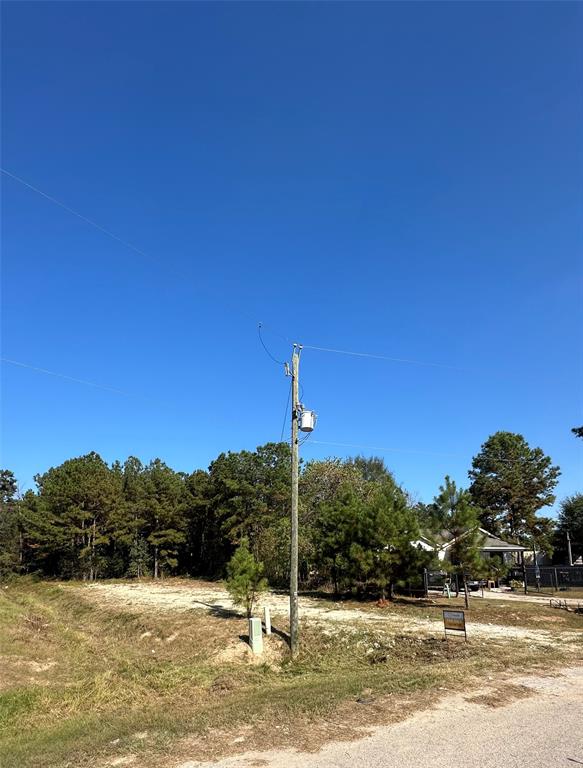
225, 538, 267, 618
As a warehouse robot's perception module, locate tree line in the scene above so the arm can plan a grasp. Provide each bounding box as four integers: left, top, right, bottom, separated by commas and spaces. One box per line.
0, 431, 580, 592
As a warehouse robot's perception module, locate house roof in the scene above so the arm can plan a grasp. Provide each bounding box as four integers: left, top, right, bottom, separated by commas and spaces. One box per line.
419, 530, 454, 546
478, 530, 527, 552
420, 528, 527, 552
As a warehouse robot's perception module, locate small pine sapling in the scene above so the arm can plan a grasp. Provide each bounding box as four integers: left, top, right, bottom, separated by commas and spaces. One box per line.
226, 538, 268, 618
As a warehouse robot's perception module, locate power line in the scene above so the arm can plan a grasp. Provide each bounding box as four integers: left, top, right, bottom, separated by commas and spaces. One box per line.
3, 165, 508, 455
306, 439, 460, 458
299, 431, 312, 446
1, 357, 147, 399
257, 325, 294, 442
1, 168, 156, 265
1, 167, 291, 343
302, 343, 472, 373
280, 379, 292, 442
0, 169, 488, 379
258, 323, 286, 365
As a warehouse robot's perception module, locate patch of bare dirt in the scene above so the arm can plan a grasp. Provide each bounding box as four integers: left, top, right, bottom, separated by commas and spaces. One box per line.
390, 635, 474, 663
0, 655, 57, 689
464, 683, 534, 708
211, 634, 286, 667
529, 615, 566, 623
82, 581, 562, 645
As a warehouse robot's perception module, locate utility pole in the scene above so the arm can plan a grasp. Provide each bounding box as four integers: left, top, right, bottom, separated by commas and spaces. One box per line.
290, 344, 300, 656
567, 531, 573, 567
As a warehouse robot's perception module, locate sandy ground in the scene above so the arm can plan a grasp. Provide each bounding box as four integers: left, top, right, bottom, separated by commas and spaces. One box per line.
178, 667, 583, 768
84, 581, 573, 644
470, 589, 583, 608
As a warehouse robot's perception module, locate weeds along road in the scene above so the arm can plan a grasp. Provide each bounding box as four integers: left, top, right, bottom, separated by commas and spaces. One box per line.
183, 667, 583, 768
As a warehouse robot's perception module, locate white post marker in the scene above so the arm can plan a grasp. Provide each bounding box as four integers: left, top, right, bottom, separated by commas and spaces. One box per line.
264, 606, 272, 636
249, 617, 263, 654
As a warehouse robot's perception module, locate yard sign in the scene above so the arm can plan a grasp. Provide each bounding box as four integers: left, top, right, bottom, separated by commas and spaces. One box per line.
443, 609, 467, 641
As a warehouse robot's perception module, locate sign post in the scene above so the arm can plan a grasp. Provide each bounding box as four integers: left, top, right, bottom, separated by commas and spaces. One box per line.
443, 609, 467, 641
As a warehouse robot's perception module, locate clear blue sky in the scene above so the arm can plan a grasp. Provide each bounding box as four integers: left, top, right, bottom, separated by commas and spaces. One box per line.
1, 2, 581, 510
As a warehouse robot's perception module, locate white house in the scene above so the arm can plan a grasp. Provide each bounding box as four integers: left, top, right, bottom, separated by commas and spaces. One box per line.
412, 528, 527, 564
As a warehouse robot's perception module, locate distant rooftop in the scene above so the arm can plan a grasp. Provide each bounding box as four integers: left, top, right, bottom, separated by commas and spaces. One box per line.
419, 528, 527, 552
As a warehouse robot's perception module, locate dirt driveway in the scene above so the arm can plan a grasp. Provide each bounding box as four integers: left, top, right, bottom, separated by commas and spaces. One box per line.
83, 580, 569, 644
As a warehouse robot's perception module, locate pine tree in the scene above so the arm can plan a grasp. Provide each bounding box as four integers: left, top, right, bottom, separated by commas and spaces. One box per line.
142, 460, 186, 578
553, 494, 583, 564
313, 476, 421, 599
433, 476, 484, 608
313, 483, 364, 595
225, 538, 268, 618
33, 453, 121, 580
127, 537, 151, 578
209, 443, 291, 569
0, 470, 19, 579
109, 457, 149, 577
468, 432, 560, 543
366, 481, 420, 600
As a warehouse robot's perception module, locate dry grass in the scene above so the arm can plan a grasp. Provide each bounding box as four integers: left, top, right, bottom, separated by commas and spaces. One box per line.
464, 683, 534, 708
341, 592, 583, 631
526, 588, 583, 600
1, 579, 582, 768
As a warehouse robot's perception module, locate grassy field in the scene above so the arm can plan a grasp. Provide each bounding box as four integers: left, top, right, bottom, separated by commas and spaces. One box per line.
1, 579, 582, 768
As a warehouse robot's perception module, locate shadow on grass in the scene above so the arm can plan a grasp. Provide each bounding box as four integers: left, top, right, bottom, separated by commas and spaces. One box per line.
193, 599, 291, 647
192, 599, 240, 620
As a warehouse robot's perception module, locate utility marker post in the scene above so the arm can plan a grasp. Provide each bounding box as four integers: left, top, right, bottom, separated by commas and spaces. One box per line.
249, 617, 263, 655
567, 531, 573, 567
290, 344, 300, 657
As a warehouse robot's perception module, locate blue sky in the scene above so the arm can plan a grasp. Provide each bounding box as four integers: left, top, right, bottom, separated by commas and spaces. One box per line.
1, 2, 581, 510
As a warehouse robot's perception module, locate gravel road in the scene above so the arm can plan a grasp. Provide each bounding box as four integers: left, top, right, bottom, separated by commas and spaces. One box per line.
181, 667, 583, 768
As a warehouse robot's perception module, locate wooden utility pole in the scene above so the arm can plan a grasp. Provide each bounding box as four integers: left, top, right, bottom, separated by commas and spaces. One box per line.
290, 344, 300, 656
567, 531, 573, 567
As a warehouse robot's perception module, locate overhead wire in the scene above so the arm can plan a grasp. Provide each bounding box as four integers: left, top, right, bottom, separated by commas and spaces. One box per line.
280, 379, 292, 443
256, 325, 295, 441
301, 344, 473, 373
3, 167, 511, 457
258, 323, 287, 366
1, 167, 295, 406
1, 168, 304, 437
0, 168, 156, 265
2, 168, 518, 380
1, 357, 148, 399
1, 170, 495, 382
0, 167, 291, 344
